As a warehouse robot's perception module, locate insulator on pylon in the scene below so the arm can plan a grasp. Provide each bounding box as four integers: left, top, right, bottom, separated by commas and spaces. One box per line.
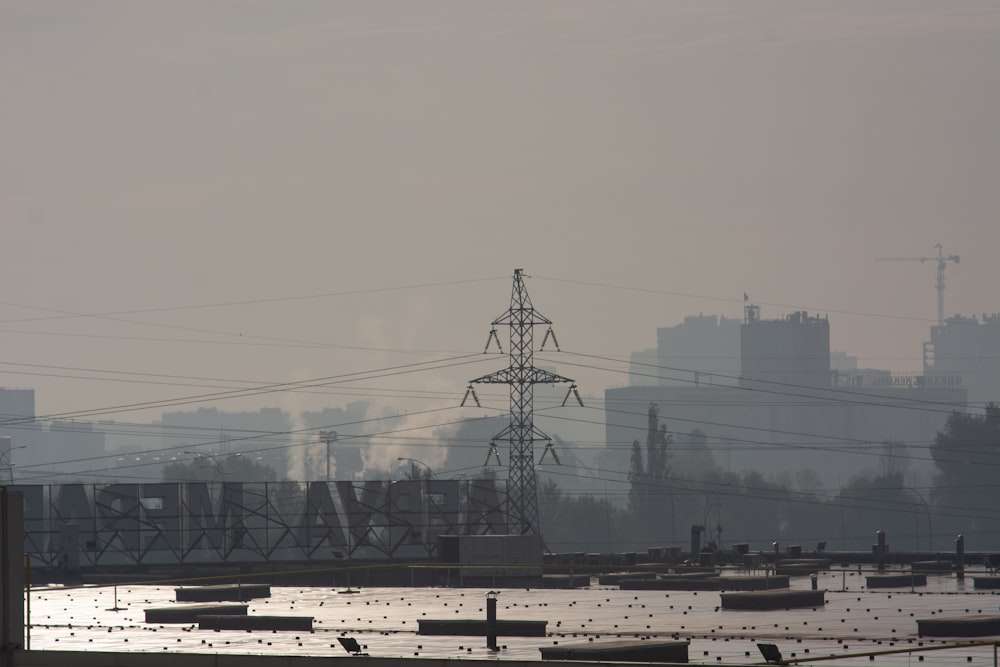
539, 441, 561, 465
562, 384, 584, 407
540, 327, 561, 352
485, 442, 502, 466
484, 328, 503, 353
461, 385, 482, 407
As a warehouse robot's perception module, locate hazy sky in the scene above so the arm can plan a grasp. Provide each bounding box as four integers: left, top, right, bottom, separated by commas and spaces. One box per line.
3, 1, 999, 428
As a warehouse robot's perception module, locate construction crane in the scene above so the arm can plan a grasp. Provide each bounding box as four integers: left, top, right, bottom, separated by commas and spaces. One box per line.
875, 243, 960, 326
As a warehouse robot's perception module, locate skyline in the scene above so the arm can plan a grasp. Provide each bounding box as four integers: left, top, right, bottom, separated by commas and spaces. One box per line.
3, 1, 999, 425
0, 270, 990, 422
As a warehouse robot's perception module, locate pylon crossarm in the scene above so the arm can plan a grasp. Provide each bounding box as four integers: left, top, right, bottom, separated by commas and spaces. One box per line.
526, 368, 574, 384
472, 367, 572, 386
469, 368, 516, 385
530, 425, 551, 440
493, 311, 553, 327
492, 425, 514, 441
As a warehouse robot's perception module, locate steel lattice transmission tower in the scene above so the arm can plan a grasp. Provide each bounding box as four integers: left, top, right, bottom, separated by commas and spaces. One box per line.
463, 269, 583, 536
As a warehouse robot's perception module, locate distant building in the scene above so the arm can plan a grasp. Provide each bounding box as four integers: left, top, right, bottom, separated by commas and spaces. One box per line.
159, 407, 293, 479
659, 314, 741, 386
609, 309, 964, 485
628, 348, 659, 387
47, 421, 106, 475
628, 315, 741, 388
0, 387, 35, 422
0, 388, 40, 481
924, 314, 1000, 408
740, 309, 831, 389
0, 387, 109, 482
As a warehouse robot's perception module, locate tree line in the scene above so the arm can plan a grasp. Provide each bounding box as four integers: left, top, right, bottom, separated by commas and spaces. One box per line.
159, 403, 1000, 554
537, 402, 1000, 554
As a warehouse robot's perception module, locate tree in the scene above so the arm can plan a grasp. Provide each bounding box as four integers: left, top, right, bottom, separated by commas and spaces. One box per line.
163, 454, 280, 483
930, 403, 1000, 536
402, 462, 432, 481
672, 428, 718, 479
627, 403, 673, 543
538, 478, 628, 553
794, 469, 825, 496
836, 469, 911, 549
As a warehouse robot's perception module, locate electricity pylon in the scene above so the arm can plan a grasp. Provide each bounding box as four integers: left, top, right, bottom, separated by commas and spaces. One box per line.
464, 269, 583, 536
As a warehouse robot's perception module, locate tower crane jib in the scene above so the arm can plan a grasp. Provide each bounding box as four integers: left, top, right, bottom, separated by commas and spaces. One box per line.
874, 243, 960, 326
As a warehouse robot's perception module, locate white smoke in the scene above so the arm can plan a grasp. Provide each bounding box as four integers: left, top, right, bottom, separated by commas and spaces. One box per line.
330, 294, 486, 479
279, 383, 333, 482
361, 404, 459, 476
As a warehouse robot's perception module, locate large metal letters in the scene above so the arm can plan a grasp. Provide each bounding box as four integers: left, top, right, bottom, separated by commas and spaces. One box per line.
9, 479, 506, 567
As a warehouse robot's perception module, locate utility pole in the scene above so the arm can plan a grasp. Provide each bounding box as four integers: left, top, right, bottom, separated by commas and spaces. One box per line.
464, 269, 583, 536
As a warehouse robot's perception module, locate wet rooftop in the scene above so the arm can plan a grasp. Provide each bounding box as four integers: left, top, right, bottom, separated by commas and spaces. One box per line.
24, 568, 1000, 666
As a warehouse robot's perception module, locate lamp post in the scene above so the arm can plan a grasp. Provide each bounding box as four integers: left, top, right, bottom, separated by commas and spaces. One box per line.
911, 487, 933, 551
397, 457, 434, 479
320, 431, 338, 482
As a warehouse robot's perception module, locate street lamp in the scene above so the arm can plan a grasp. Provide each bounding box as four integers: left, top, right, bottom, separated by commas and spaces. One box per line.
397, 457, 434, 479
320, 431, 338, 482
0, 445, 26, 484
910, 487, 933, 551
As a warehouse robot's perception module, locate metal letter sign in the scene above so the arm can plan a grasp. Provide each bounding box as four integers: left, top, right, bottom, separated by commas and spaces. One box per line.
8, 479, 506, 567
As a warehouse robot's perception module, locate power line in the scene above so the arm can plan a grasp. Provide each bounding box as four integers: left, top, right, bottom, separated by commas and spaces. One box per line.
549, 350, 970, 416
0, 361, 465, 401
11, 404, 475, 483
532, 275, 939, 324
0, 354, 492, 426
0, 276, 506, 325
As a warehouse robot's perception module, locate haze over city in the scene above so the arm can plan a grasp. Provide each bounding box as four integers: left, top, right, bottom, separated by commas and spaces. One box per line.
9, 12, 1000, 667
3, 1, 999, 455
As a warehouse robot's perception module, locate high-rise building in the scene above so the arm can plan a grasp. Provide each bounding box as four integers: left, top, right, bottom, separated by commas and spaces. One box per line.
924, 314, 1000, 408
610, 310, 962, 486
628, 348, 659, 387
740, 310, 831, 388
659, 314, 741, 386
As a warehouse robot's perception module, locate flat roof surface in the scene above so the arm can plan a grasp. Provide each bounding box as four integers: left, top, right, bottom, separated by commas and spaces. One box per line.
24, 568, 1000, 665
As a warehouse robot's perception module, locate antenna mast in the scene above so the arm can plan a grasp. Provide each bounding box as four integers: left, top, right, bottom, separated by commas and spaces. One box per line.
466, 269, 582, 535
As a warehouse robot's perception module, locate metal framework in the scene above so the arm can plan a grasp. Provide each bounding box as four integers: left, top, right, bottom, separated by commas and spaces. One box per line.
466, 269, 581, 536
11, 479, 507, 567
